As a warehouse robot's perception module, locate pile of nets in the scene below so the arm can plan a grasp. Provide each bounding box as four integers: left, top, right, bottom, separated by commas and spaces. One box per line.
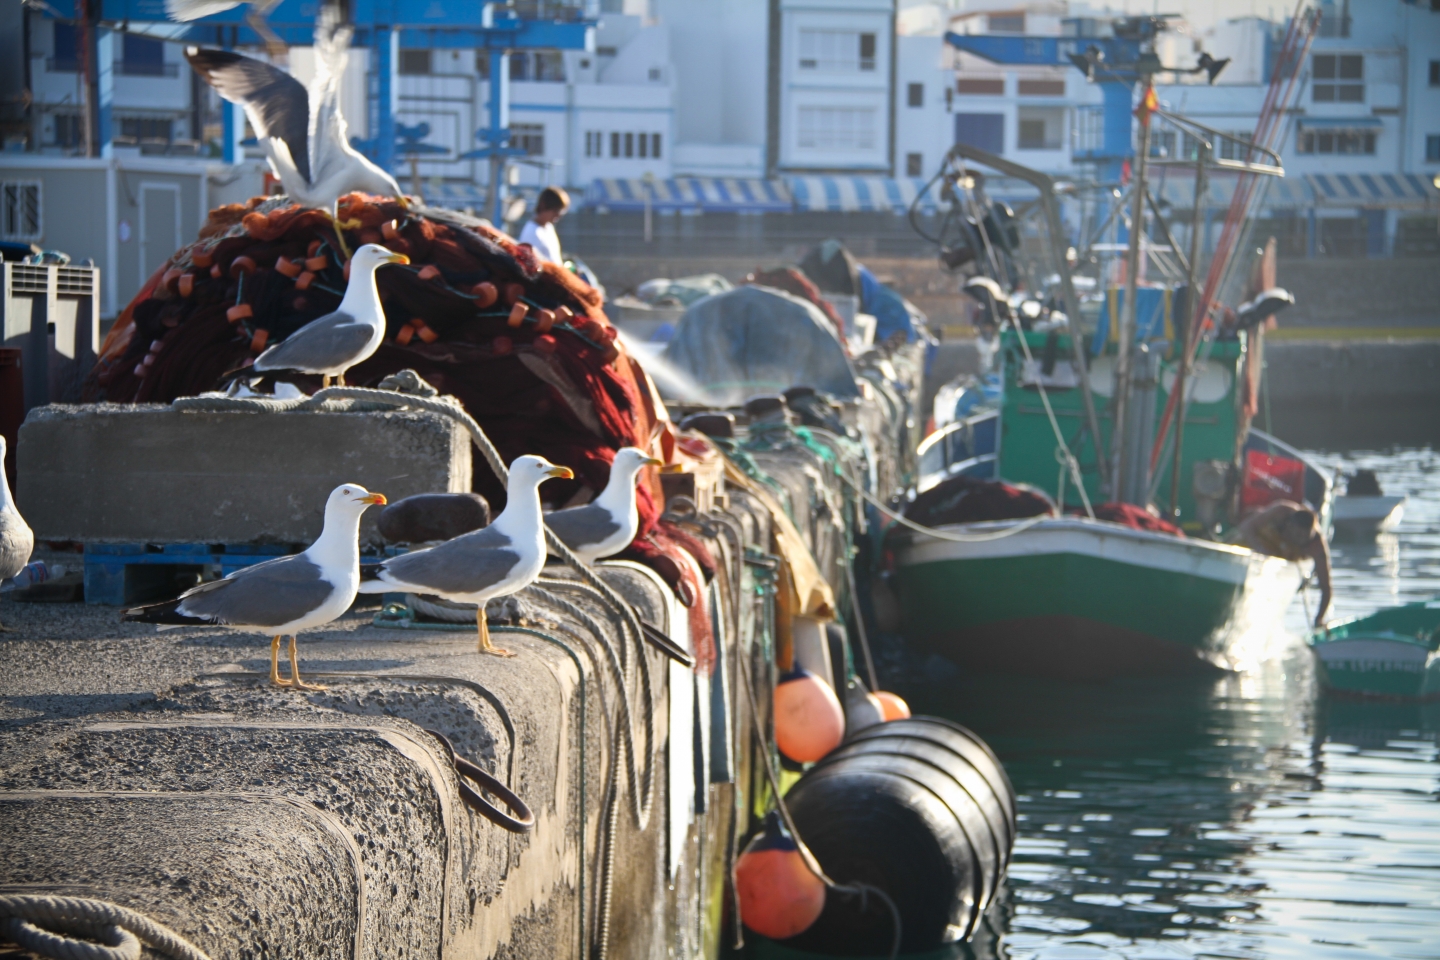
85, 193, 659, 523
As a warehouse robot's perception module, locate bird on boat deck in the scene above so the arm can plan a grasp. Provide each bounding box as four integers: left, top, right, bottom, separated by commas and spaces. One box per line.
250, 243, 407, 388
0, 437, 34, 631
123, 484, 386, 690
545, 447, 663, 564
184, 1, 406, 246
358, 456, 575, 657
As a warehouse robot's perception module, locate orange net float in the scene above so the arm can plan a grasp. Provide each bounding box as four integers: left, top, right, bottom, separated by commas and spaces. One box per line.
162, 267, 183, 292
503, 282, 525, 305
305, 254, 328, 272
226, 303, 253, 323
177, 273, 194, 298
412, 318, 440, 343
192, 249, 215, 269
295, 271, 316, 291
358, 228, 383, 246
275, 256, 303, 279
874, 692, 911, 721
773, 667, 845, 763
417, 264, 441, 282
735, 812, 827, 940
395, 322, 416, 346
471, 281, 498, 307
507, 302, 528, 328
250, 328, 269, 352
307, 239, 322, 258
381, 220, 401, 241
228, 255, 257, 279
209, 264, 223, 279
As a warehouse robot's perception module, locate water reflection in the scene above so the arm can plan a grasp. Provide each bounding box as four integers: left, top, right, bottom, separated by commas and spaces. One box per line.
753, 448, 1440, 960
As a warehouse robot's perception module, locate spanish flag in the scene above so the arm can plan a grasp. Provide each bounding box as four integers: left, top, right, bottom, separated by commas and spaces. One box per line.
1134, 85, 1159, 121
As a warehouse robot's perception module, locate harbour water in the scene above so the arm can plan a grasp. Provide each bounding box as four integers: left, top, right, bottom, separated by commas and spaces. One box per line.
768, 447, 1440, 960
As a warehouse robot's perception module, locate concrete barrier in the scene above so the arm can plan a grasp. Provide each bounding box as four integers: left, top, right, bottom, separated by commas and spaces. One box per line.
17, 403, 472, 545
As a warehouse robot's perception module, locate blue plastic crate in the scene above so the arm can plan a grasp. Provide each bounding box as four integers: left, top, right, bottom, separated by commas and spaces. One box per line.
85, 543, 295, 606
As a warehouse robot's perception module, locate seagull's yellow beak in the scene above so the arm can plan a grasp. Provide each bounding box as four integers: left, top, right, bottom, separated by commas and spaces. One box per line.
359, 492, 388, 505
643, 457, 664, 468
386, 253, 410, 265
545, 465, 575, 480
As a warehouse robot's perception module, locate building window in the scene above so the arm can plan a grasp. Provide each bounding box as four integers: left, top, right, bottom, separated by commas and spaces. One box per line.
956, 77, 1005, 95
797, 107, 877, 151
905, 152, 923, 177
623, 132, 634, 157
119, 117, 172, 142
651, 133, 662, 158
1, 181, 42, 242
798, 30, 877, 72
534, 51, 564, 81
1427, 134, 1440, 161
584, 131, 602, 157
610, 132, 620, 157
1218, 131, 1254, 160
987, 13, 1025, 33
1430, 60, 1439, 86
120, 34, 171, 76
1296, 128, 1376, 154
1313, 54, 1363, 103
1017, 107, 1063, 150
400, 49, 431, 75
907, 83, 923, 108
648, 67, 661, 81
954, 113, 1004, 154
638, 131, 648, 158
511, 123, 544, 156
50, 22, 78, 71
1017, 79, 1065, 96
52, 113, 83, 149
1149, 129, 1176, 158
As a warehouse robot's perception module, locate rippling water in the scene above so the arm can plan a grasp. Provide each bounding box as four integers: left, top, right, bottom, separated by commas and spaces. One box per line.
762, 447, 1440, 960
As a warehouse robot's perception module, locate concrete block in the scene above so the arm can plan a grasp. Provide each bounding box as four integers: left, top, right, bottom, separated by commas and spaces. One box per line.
17, 403, 472, 546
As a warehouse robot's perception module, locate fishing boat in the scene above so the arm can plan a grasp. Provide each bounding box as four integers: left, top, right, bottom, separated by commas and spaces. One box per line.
1310, 597, 1440, 700
891, 77, 1329, 678
1331, 469, 1406, 538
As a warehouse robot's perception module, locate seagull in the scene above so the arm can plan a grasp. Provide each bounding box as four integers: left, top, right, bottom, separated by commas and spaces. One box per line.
123, 483, 386, 690
167, 0, 289, 63
545, 447, 663, 564
251, 243, 407, 388
185, 1, 406, 237
0, 437, 34, 631
358, 456, 574, 657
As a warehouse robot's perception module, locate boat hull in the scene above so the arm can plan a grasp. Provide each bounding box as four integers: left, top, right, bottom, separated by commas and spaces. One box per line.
1311, 636, 1440, 700
1332, 495, 1406, 537
895, 518, 1298, 679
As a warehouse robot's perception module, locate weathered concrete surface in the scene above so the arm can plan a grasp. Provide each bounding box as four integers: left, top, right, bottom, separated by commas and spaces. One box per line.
1264, 340, 1440, 406
1277, 257, 1440, 328
16, 404, 472, 545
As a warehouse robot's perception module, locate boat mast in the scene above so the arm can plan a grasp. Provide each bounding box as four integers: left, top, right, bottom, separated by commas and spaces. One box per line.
1167, 140, 1209, 520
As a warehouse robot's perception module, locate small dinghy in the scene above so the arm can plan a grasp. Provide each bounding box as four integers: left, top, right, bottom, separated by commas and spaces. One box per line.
1332, 469, 1406, 538
1310, 597, 1440, 700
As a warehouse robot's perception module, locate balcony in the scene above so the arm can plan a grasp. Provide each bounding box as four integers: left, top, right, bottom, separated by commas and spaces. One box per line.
43, 59, 180, 77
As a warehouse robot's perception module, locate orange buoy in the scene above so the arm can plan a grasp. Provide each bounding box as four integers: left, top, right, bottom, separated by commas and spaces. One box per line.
471, 281, 498, 307
396, 323, 416, 346
275, 256, 303, 278
295, 271, 316, 291
773, 667, 844, 763
735, 812, 826, 940
249, 328, 269, 352
177, 273, 194, 298
304, 254, 328, 272
226, 303, 253, 323
507, 302, 528, 328
874, 691, 911, 721
417, 264, 441, 282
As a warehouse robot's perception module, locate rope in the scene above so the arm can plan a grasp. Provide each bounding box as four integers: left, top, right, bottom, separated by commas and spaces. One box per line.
0, 896, 212, 960
842, 475, 1049, 543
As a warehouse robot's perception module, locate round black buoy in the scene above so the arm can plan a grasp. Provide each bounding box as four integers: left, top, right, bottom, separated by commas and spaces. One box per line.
778, 717, 1016, 955
377, 492, 491, 544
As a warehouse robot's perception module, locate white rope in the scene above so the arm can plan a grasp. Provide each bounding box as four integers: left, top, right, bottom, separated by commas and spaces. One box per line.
0, 896, 211, 960
847, 477, 1050, 543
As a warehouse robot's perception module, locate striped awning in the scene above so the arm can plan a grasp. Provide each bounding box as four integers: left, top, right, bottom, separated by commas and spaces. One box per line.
788, 176, 952, 214
1152, 174, 1312, 210
421, 181, 490, 209
1306, 172, 1437, 208
583, 178, 792, 213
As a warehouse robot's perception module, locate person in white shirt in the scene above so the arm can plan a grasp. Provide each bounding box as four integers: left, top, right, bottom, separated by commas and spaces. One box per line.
518, 186, 569, 264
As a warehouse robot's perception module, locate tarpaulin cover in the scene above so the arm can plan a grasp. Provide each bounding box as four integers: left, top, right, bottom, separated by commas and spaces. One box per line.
661, 285, 859, 404
858, 265, 925, 344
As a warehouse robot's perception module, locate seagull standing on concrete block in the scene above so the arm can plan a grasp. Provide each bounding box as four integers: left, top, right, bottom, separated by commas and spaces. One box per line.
544, 447, 663, 564
185, 1, 406, 229
251, 243, 407, 388
0, 437, 34, 631
358, 456, 575, 657
123, 483, 387, 690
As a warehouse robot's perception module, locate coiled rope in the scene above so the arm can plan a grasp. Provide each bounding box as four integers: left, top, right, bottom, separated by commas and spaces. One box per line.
0, 896, 211, 960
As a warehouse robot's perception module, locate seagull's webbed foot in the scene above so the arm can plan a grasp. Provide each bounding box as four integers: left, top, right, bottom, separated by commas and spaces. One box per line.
286, 635, 328, 691
328, 204, 356, 261
269, 634, 293, 688
477, 609, 514, 658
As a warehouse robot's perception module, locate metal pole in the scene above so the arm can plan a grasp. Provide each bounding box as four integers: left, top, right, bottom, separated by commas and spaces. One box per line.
487, 50, 511, 226
376, 26, 398, 181
1167, 145, 1208, 521
1111, 75, 1153, 503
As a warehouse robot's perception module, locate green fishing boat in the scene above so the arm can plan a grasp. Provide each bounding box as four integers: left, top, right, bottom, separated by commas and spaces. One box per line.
1310, 598, 1440, 700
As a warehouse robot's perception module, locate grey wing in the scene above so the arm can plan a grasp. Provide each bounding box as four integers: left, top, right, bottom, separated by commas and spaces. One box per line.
0, 509, 34, 581
176, 554, 333, 627
381, 527, 521, 596
254, 311, 374, 374
166, 0, 242, 20
545, 505, 622, 552
185, 48, 311, 185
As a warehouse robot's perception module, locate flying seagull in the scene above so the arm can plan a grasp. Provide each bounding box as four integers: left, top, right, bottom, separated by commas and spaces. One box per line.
358, 456, 574, 657
167, 0, 289, 63
124, 483, 387, 690
185, 2, 405, 230
251, 243, 407, 387
0, 437, 34, 630
545, 446, 663, 564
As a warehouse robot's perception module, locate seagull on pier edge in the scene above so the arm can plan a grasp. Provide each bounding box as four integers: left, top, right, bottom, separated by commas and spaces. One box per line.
358, 456, 575, 657
544, 447, 663, 564
0, 437, 35, 631
250, 243, 407, 388
123, 484, 386, 690
184, 1, 406, 238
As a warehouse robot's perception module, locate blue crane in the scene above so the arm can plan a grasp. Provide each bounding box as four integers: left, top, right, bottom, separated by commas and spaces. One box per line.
51, 0, 593, 223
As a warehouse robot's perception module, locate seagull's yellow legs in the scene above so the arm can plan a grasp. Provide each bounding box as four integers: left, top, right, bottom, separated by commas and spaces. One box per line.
270, 634, 327, 690
477, 607, 513, 658
328, 201, 361, 261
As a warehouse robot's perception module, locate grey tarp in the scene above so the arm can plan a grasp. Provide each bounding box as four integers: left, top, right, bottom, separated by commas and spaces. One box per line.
661, 285, 860, 404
